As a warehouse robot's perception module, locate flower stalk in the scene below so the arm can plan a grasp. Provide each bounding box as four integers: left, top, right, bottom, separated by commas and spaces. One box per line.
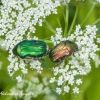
68, 3, 79, 36
81, 3, 96, 26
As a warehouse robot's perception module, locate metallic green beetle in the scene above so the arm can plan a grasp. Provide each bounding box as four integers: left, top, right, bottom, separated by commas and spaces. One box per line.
13, 40, 48, 59
49, 40, 78, 64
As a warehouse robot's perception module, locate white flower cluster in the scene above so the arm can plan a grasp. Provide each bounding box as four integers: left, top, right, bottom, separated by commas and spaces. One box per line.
0, 39, 6, 50
50, 25, 100, 94
30, 60, 43, 74
96, 0, 100, 3
10, 77, 57, 100
7, 36, 43, 82
51, 28, 66, 46
93, 55, 100, 68
0, 0, 60, 81
55, 0, 71, 4
0, 0, 60, 49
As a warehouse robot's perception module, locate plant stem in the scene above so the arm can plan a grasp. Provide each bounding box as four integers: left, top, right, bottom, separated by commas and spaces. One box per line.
68, 3, 79, 36
44, 20, 56, 34
81, 3, 95, 26
64, 3, 68, 37
92, 17, 100, 25
43, 40, 53, 44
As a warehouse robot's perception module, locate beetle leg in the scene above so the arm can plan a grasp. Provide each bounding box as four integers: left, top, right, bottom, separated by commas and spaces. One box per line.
59, 59, 62, 64
41, 58, 45, 61
34, 58, 37, 60
23, 59, 29, 65
34, 56, 38, 60
54, 59, 62, 65
46, 47, 50, 54
47, 48, 52, 54
24, 59, 26, 64
12, 55, 17, 59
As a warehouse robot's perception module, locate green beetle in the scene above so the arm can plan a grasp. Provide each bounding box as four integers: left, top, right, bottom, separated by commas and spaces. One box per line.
13, 40, 48, 59
49, 40, 78, 64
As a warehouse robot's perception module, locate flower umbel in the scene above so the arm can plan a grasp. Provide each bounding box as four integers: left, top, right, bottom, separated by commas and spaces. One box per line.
0, 0, 60, 81
10, 77, 57, 100
50, 26, 99, 94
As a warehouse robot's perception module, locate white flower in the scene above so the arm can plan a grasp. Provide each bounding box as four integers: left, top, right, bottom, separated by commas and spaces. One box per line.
97, 0, 100, 3
56, 87, 62, 94
37, 66, 43, 74
57, 77, 64, 86
51, 28, 63, 46
64, 85, 70, 93
56, 0, 71, 4
73, 87, 79, 94
97, 38, 100, 43
56, 28, 62, 34
50, 77, 55, 83
93, 55, 100, 68
16, 75, 22, 82
76, 79, 82, 85
21, 68, 28, 74
68, 75, 74, 85
14, 62, 19, 71
53, 67, 59, 76
30, 60, 43, 74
